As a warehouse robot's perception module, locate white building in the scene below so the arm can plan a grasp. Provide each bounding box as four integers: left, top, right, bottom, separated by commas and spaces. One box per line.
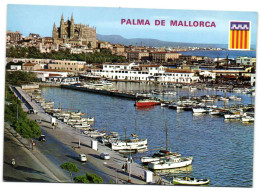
10, 65, 22, 70
251, 73, 256, 86
199, 70, 216, 80
91, 63, 197, 83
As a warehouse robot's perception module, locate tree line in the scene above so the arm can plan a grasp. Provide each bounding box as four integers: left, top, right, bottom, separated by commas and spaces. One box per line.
5, 84, 42, 139
6, 46, 126, 64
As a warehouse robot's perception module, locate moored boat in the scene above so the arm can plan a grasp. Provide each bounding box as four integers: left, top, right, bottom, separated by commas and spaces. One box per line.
135, 99, 161, 107
173, 177, 210, 186
148, 156, 193, 170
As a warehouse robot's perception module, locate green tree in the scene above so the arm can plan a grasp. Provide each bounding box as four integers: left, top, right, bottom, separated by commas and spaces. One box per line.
60, 162, 79, 182
74, 172, 103, 184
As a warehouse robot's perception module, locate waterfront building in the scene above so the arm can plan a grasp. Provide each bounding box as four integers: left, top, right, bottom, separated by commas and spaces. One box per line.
22, 63, 42, 71
157, 68, 199, 83
236, 57, 256, 66
251, 73, 256, 86
32, 69, 68, 81
10, 65, 22, 70
149, 52, 181, 63
48, 60, 85, 72
10, 58, 52, 65
6, 30, 22, 43
52, 14, 97, 48
91, 63, 198, 83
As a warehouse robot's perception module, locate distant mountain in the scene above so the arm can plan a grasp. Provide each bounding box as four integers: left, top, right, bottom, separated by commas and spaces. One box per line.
96, 34, 228, 49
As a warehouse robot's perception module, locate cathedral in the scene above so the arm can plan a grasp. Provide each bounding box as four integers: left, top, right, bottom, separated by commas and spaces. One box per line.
52, 14, 97, 48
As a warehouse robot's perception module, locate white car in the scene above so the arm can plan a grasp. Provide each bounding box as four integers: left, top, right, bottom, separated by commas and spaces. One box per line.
100, 153, 110, 160
79, 154, 87, 162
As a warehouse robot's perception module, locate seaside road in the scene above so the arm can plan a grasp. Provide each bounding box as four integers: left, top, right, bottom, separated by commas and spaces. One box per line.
3, 128, 59, 182
33, 128, 114, 183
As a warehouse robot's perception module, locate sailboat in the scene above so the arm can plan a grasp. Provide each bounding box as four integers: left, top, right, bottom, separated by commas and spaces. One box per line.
141, 120, 181, 164
147, 120, 193, 170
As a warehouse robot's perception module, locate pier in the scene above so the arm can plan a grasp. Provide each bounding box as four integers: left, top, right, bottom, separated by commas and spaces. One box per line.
61, 84, 150, 100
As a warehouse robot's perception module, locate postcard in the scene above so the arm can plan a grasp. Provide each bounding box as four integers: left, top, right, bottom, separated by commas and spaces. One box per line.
3, 4, 257, 188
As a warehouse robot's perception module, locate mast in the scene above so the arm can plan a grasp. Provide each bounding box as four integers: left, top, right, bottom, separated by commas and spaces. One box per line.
125, 127, 127, 144
165, 119, 168, 151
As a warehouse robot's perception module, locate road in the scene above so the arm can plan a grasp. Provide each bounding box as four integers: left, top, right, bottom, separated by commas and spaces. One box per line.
3, 128, 59, 182
34, 128, 114, 183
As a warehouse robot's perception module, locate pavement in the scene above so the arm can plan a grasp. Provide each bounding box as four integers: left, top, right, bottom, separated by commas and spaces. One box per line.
3, 125, 61, 182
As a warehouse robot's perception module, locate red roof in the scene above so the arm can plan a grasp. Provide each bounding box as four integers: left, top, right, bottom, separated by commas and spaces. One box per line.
23, 63, 37, 66
165, 68, 193, 73
49, 74, 62, 77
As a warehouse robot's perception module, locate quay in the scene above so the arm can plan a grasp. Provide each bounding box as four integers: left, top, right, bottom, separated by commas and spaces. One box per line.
61, 84, 150, 100
11, 85, 167, 184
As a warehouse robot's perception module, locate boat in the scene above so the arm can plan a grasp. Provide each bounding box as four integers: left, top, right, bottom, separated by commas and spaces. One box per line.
141, 150, 181, 164
148, 156, 193, 170
209, 109, 221, 115
192, 107, 207, 113
135, 99, 161, 107
111, 138, 148, 151
172, 177, 210, 186
242, 115, 254, 123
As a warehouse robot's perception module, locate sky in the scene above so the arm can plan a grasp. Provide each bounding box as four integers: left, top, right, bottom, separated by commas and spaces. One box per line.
6, 4, 258, 45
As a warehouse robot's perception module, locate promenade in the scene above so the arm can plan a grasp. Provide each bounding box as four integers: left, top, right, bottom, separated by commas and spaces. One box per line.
12, 86, 168, 185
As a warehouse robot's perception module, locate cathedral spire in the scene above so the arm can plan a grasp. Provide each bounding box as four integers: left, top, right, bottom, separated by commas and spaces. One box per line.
61, 13, 64, 21
53, 22, 56, 29
71, 13, 74, 22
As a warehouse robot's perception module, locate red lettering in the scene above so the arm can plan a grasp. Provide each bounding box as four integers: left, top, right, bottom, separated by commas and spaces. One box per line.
170, 20, 177, 26
155, 20, 160, 26
193, 21, 198, 27
161, 20, 165, 26
211, 22, 216, 27
184, 21, 188, 27
126, 19, 131, 25
189, 21, 192, 27
200, 21, 204, 27
178, 21, 183, 26
121, 19, 126, 24
137, 19, 144, 25
145, 20, 150, 25
205, 21, 210, 27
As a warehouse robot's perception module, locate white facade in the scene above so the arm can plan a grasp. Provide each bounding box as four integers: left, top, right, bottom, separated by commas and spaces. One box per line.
10, 65, 22, 70
199, 70, 216, 79
155, 72, 199, 83
251, 73, 256, 86
91, 63, 197, 83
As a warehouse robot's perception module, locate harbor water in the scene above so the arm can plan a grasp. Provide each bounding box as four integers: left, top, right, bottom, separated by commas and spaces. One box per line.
40, 82, 254, 187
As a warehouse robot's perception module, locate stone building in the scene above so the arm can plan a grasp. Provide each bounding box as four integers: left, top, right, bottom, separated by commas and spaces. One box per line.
52, 14, 97, 48
6, 30, 22, 43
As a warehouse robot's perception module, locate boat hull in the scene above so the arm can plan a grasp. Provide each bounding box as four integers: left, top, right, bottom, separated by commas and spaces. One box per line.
148, 157, 193, 170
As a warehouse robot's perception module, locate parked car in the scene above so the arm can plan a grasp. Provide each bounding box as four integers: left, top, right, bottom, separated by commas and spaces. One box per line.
100, 153, 110, 160
79, 154, 87, 162
38, 135, 46, 142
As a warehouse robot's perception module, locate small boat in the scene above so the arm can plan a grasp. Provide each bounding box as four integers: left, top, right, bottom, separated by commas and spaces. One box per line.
135, 99, 161, 107
242, 116, 254, 123
209, 109, 221, 115
192, 107, 207, 113
173, 177, 210, 186
141, 150, 181, 164
148, 156, 193, 170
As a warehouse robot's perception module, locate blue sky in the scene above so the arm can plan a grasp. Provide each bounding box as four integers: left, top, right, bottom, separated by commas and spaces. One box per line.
7, 4, 258, 45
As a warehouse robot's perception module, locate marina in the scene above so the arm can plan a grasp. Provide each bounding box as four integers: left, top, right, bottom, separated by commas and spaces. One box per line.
35, 81, 254, 187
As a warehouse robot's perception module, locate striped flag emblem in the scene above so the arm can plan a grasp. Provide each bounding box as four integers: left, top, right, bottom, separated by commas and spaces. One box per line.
229, 21, 250, 50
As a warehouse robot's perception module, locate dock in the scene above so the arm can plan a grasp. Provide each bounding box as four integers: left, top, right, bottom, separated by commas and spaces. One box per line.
61, 84, 150, 100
